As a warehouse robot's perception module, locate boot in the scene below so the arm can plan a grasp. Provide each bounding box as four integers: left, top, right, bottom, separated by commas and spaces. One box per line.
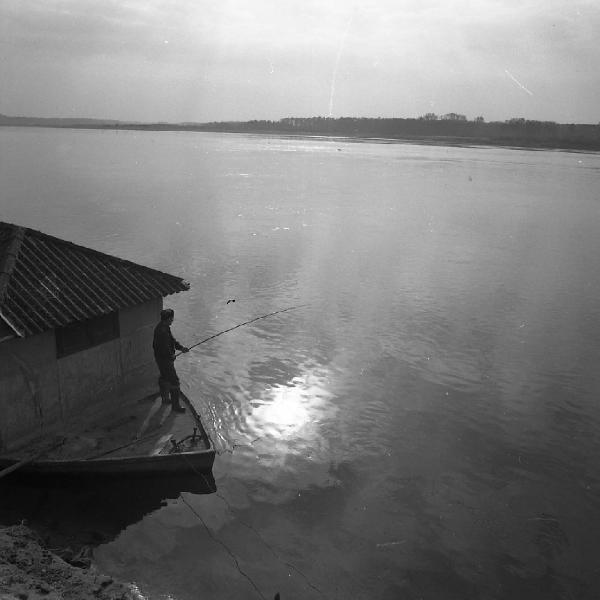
170, 387, 186, 413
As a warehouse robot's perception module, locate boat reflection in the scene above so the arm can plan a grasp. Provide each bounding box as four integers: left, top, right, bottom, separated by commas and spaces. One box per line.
0, 472, 216, 550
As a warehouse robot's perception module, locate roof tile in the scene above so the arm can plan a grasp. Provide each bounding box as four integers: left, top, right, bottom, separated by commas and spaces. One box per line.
0, 222, 189, 337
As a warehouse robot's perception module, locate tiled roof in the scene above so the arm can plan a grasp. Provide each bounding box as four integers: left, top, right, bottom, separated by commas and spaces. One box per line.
0, 222, 189, 337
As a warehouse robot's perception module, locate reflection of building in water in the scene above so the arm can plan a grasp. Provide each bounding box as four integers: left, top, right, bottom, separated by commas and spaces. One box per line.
0, 472, 216, 549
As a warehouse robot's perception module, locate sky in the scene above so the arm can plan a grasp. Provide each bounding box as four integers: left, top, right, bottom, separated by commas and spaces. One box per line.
1, 0, 599, 124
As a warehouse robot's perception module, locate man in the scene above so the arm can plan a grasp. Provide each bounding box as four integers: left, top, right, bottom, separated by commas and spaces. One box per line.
153, 308, 189, 412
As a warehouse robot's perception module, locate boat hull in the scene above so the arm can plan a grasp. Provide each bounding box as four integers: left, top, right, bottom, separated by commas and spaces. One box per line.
0, 448, 215, 476
0, 392, 216, 479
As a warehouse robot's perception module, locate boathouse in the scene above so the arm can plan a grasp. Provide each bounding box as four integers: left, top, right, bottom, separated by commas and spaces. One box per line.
0, 222, 189, 452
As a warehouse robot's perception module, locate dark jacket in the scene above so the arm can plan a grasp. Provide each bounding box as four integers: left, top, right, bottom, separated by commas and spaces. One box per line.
153, 321, 184, 362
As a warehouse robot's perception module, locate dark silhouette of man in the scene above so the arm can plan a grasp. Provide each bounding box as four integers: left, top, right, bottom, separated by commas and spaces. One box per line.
153, 308, 189, 412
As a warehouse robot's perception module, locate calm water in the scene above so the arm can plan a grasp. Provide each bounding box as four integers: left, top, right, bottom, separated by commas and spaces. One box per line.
2, 127, 600, 599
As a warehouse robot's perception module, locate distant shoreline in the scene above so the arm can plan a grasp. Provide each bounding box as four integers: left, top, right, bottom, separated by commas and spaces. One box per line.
2, 114, 600, 153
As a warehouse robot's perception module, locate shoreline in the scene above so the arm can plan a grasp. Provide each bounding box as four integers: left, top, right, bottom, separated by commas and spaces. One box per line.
0, 522, 140, 600
2, 123, 600, 154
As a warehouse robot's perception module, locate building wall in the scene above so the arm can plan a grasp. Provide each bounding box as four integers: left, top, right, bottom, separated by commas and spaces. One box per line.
57, 338, 123, 416
119, 298, 162, 400
0, 298, 163, 452
0, 330, 60, 452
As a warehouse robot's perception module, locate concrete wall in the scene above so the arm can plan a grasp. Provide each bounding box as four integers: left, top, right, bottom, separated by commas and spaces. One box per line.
0, 297, 163, 452
119, 297, 162, 401
0, 331, 61, 452
57, 339, 122, 415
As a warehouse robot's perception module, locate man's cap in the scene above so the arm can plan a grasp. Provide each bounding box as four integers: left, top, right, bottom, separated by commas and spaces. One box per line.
160, 308, 174, 321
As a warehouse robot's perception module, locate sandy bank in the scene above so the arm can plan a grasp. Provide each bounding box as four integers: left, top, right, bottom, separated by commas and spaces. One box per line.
0, 524, 139, 600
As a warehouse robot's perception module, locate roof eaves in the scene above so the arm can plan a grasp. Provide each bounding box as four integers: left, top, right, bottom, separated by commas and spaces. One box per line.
25, 226, 189, 295
0, 309, 24, 338
0, 226, 25, 306
0, 222, 190, 338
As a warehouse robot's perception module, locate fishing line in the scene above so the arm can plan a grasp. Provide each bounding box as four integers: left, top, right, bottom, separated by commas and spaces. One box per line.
175, 304, 310, 357
177, 453, 326, 598
217, 435, 262, 456
172, 303, 323, 597
178, 493, 268, 600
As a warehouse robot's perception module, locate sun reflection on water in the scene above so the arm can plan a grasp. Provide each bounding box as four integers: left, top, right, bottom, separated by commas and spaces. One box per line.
248, 367, 335, 443
257, 384, 311, 430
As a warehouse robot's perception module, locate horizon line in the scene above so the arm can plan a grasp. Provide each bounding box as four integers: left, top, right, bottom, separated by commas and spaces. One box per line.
1, 113, 598, 127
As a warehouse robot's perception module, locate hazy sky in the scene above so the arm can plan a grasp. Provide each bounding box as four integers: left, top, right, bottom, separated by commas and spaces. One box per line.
1, 0, 599, 123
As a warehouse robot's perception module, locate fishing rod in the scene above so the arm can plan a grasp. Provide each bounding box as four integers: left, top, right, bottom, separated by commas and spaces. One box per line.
175, 303, 309, 357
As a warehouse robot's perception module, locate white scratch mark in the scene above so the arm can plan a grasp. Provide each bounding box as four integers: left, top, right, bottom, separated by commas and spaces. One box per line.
376, 541, 406, 548
328, 11, 355, 117
504, 69, 534, 96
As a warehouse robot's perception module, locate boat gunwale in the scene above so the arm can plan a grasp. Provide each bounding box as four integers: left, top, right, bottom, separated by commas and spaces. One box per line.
0, 391, 216, 475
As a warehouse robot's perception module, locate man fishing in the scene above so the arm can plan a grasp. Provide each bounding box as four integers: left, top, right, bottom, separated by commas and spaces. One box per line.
153, 308, 189, 412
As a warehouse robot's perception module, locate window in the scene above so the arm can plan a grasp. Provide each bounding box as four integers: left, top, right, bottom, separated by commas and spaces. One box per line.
56, 311, 120, 358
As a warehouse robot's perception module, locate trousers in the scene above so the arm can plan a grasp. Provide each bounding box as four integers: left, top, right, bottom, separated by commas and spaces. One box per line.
156, 358, 180, 390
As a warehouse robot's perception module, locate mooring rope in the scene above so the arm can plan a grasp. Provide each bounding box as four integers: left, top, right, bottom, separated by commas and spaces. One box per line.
170, 303, 324, 598
176, 452, 326, 599
178, 493, 268, 600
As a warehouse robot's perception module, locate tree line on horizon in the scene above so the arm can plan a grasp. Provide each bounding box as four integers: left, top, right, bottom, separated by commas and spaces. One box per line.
2, 112, 599, 150
192, 114, 600, 150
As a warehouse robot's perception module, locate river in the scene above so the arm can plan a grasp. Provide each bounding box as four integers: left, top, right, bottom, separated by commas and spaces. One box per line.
1, 127, 600, 599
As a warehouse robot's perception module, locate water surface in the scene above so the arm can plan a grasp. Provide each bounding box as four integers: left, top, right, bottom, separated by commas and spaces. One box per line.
1, 127, 600, 599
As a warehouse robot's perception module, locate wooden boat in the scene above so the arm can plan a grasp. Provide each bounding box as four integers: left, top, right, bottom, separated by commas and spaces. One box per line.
0, 392, 215, 479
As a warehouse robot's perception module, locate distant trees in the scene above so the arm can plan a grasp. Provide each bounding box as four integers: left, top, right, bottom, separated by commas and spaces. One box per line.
419, 113, 482, 122
505, 117, 558, 127
441, 113, 467, 121
3, 112, 599, 150
186, 115, 600, 151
